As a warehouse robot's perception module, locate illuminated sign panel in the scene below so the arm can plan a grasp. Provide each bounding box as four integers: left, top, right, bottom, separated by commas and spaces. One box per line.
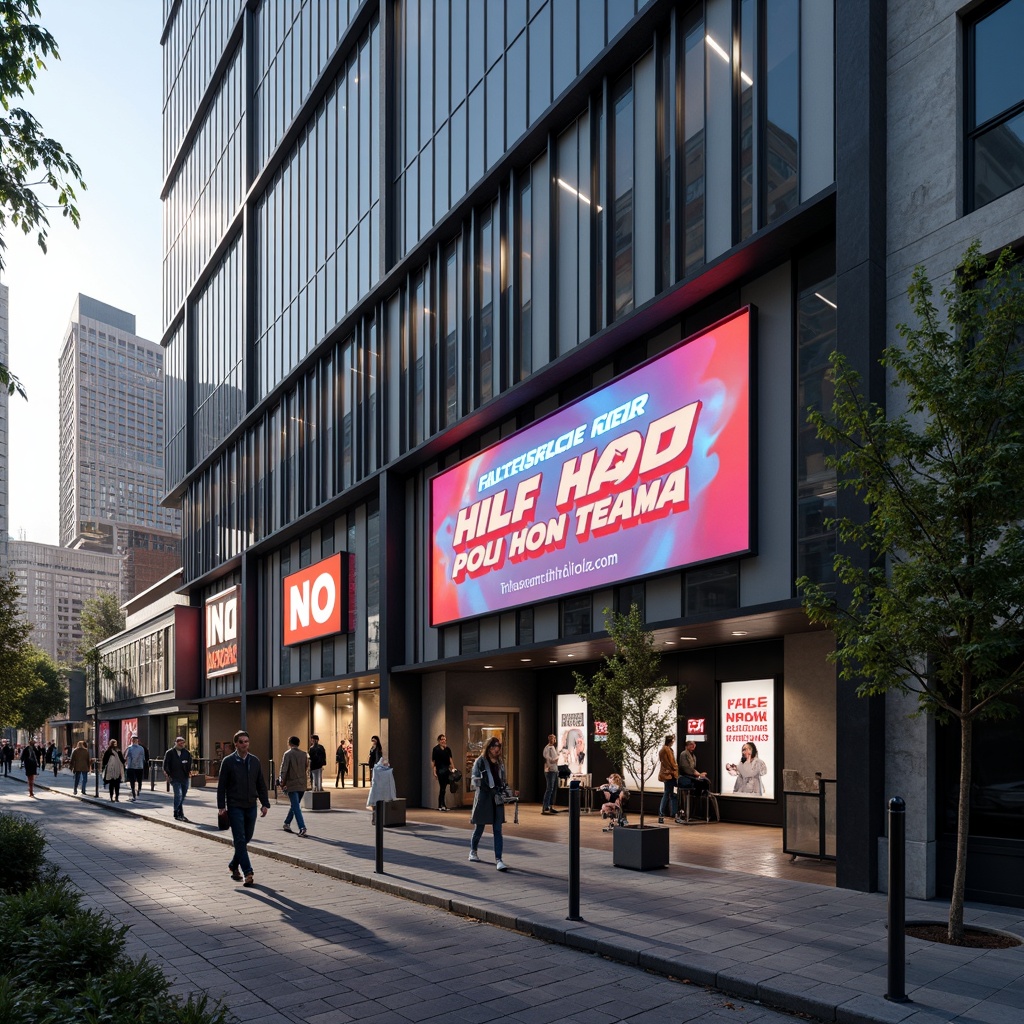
719, 678, 775, 800
429, 308, 752, 625
205, 585, 240, 678
283, 553, 355, 646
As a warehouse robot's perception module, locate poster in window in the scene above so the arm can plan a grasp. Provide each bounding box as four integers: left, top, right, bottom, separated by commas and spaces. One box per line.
719, 679, 774, 799
557, 693, 587, 778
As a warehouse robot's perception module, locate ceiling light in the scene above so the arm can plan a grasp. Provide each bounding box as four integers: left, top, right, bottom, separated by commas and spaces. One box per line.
665, 641, 675, 645
680, 636, 697, 641
815, 291, 838, 309
484, 664, 493, 669
549, 659, 558, 664
567, 654, 575, 658
731, 631, 748, 637
521, 658, 531, 662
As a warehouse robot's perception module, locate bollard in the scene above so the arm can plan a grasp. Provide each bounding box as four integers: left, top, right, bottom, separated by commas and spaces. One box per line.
885, 796, 910, 1003
567, 780, 583, 921
375, 799, 385, 874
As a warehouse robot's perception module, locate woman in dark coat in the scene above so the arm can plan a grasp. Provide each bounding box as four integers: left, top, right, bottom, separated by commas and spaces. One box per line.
20, 743, 39, 797
101, 739, 126, 801
468, 737, 510, 872
367, 736, 383, 778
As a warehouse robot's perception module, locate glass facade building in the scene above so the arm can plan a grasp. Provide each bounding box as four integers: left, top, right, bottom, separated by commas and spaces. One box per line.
161, 0, 1024, 907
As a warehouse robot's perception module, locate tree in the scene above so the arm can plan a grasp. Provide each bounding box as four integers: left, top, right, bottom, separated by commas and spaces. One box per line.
78, 590, 125, 659
798, 243, 1024, 943
573, 604, 678, 828
0, 570, 33, 726
15, 645, 66, 732
0, 0, 87, 398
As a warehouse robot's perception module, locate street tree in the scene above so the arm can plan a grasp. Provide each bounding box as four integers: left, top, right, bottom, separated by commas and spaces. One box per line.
798, 243, 1024, 943
573, 604, 677, 827
0, 0, 87, 398
78, 590, 125, 659
0, 570, 33, 726
15, 646, 66, 732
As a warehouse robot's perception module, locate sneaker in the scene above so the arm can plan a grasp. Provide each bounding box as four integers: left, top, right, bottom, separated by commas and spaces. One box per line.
658, 816, 664, 824
180, 816, 191, 823
496, 860, 508, 872
298, 828, 308, 837
230, 866, 242, 881
243, 874, 255, 887
674, 815, 685, 824
468, 849, 480, 862
439, 806, 448, 812
282, 825, 294, 832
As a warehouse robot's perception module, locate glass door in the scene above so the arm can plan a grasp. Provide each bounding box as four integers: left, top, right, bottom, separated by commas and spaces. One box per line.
462, 708, 518, 807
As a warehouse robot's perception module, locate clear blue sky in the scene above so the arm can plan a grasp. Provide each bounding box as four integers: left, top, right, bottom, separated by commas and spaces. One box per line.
3, 0, 164, 544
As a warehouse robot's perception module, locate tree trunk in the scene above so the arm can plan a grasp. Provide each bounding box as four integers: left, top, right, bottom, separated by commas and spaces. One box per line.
949, 709, 972, 944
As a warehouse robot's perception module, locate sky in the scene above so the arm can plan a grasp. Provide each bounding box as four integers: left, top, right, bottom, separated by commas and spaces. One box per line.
3, 0, 164, 544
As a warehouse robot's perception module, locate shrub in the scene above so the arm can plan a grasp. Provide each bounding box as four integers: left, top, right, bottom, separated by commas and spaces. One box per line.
0, 813, 47, 892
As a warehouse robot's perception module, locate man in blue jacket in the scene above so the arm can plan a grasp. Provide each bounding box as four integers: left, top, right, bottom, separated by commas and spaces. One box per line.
217, 730, 270, 887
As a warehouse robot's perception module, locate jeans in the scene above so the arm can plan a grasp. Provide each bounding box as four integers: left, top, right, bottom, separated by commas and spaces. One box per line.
310, 768, 323, 791
74, 770, 89, 793
227, 805, 258, 876
126, 768, 144, 796
542, 770, 558, 811
436, 770, 449, 809
284, 790, 306, 831
171, 778, 190, 818
471, 820, 503, 860
659, 780, 677, 819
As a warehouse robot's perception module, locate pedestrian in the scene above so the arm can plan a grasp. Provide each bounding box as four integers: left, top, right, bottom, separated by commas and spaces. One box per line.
102, 739, 125, 801
20, 742, 39, 797
163, 735, 193, 821
431, 733, 455, 811
366, 753, 396, 823
46, 741, 60, 777
334, 739, 348, 788
70, 740, 91, 795
277, 736, 309, 836
469, 736, 510, 871
541, 733, 560, 815
657, 734, 682, 824
216, 730, 270, 887
0, 739, 13, 776
308, 734, 326, 792
368, 735, 383, 777
124, 735, 146, 801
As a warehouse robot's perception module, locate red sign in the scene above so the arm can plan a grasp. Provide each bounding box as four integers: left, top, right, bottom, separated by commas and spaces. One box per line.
687, 718, 706, 735
205, 585, 240, 678
283, 553, 356, 646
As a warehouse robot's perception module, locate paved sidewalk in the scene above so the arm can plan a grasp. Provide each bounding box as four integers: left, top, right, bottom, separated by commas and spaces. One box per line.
4, 768, 1022, 1024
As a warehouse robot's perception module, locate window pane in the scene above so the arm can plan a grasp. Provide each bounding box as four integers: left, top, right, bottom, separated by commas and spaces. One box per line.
973, 0, 1024, 127
613, 78, 634, 319
766, 0, 799, 223
973, 111, 1024, 208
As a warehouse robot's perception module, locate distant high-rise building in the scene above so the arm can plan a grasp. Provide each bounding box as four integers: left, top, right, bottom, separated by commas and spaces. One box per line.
7, 539, 121, 665
57, 295, 180, 598
0, 283, 9, 569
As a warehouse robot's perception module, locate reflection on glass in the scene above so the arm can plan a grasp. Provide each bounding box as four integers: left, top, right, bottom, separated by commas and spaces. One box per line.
444, 247, 459, 425
613, 77, 634, 319
479, 213, 494, 404
684, 10, 705, 273
739, 0, 756, 240
766, 0, 799, 223
519, 183, 533, 382
973, 112, 1024, 209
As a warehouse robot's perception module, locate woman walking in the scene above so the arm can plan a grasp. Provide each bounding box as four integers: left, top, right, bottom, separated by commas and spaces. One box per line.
469, 736, 510, 871
277, 736, 309, 836
101, 739, 125, 801
20, 743, 39, 797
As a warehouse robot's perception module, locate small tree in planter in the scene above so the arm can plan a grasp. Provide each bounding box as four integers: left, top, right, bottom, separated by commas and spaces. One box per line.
573, 604, 678, 830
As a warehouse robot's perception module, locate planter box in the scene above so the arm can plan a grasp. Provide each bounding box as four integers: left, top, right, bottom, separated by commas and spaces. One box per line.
612, 823, 671, 871
383, 798, 406, 827
190, 775, 207, 788
303, 791, 332, 811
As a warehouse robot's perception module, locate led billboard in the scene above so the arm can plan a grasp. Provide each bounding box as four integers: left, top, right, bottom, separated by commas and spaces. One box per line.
430, 307, 752, 626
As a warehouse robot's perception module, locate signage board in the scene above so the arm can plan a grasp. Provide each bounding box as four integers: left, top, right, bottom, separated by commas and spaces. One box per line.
719, 678, 775, 799
283, 553, 355, 646
430, 308, 752, 625
205, 585, 240, 678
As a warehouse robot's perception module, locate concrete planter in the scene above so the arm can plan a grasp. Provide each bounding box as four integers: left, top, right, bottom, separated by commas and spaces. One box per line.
612, 823, 671, 870
190, 775, 207, 788
382, 798, 406, 827
303, 791, 332, 811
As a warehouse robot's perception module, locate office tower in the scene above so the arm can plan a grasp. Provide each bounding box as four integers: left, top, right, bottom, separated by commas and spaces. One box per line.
57, 294, 180, 599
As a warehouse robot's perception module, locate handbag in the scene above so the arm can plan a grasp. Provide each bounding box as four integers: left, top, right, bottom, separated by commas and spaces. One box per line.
448, 768, 462, 793
494, 784, 519, 805
557, 764, 571, 780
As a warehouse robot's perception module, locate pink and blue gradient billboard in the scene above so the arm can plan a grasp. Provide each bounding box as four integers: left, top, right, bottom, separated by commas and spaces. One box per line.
429, 308, 752, 627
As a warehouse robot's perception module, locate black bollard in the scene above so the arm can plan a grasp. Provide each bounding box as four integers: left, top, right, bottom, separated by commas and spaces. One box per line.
885, 796, 909, 1003
567, 780, 583, 921
375, 799, 385, 874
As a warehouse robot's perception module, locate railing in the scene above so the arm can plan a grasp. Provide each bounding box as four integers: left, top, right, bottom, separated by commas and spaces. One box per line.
782, 776, 837, 860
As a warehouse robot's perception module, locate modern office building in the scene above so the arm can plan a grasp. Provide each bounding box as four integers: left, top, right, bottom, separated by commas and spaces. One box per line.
7, 539, 121, 665
58, 294, 181, 600
160, 0, 1024, 907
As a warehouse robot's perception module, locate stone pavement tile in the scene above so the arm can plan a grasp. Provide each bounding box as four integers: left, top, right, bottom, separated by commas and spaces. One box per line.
758, 976, 863, 1020
714, 962, 784, 999
306, 1011, 356, 1024
835, 992, 921, 1024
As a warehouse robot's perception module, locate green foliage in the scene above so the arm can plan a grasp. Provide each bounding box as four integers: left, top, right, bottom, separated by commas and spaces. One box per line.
15, 646, 67, 731
0, 812, 47, 892
78, 591, 125, 660
0, 869, 233, 1024
0, 0, 87, 398
573, 604, 677, 827
797, 242, 1024, 941
0, 572, 34, 728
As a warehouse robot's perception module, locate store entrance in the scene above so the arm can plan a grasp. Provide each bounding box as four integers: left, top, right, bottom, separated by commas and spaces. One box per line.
461, 708, 518, 808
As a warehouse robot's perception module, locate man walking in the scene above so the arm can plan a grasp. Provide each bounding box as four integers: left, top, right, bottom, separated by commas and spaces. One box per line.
70, 740, 91, 795
308, 734, 327, 792
124, 735, 146, 801
163, 736, 194, 821
430, 733, 455, 811
1, 739, 13, 776
217, 730, 270, 887
277, 736, 309, 836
